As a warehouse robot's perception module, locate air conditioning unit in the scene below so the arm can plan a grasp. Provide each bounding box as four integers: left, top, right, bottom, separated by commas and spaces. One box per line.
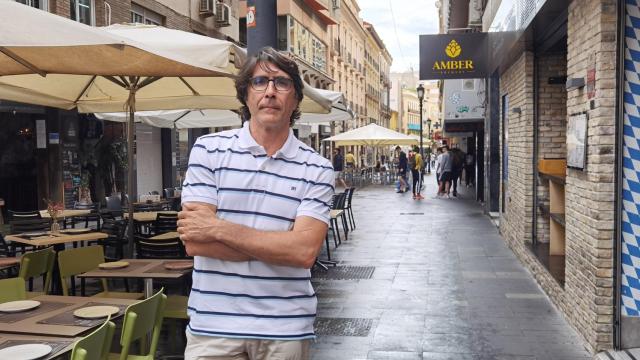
199, 0, 215, 17
215, 3, 231, 26
332, 0, 340, 10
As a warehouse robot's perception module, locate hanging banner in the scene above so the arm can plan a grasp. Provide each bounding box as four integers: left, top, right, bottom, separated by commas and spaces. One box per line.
419, 33, 488, 80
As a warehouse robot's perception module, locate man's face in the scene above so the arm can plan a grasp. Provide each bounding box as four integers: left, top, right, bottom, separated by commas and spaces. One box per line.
246, 61, 298, 131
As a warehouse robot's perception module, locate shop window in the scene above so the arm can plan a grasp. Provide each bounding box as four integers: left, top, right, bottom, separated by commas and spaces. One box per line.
70, 0, 94, 26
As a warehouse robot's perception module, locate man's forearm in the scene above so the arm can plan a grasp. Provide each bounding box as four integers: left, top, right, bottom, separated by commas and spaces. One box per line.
207, 218, 326, 269
185, 241, 253, 261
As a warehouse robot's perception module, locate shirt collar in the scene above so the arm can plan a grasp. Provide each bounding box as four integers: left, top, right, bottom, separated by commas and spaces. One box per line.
237, 121, 299, 159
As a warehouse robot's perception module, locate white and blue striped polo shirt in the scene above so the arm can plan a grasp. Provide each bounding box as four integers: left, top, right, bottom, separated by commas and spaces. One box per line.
182, 121, 334, 340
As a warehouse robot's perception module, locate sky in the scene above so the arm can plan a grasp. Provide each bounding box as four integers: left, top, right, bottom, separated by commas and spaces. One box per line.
359, 0, 439, 73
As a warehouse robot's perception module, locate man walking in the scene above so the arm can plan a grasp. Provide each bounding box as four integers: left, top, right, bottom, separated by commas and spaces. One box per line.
178, 47, 333, 360
410, 145, 424, 200
437, 145, 453, 197
395, 146, 408, 193
333, 148, 348, 188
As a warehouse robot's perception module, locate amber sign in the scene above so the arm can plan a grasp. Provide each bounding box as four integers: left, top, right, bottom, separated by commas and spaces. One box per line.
420, 33, 488, 80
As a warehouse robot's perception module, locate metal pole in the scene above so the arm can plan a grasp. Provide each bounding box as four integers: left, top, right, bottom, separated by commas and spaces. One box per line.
127, 99, 135, 258
427, 120, 431, 173
246, 0, 278, 55
419, 101, 424, 164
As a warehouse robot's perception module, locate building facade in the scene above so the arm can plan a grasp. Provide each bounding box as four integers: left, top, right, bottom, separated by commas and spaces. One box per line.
436, 0, 633, 354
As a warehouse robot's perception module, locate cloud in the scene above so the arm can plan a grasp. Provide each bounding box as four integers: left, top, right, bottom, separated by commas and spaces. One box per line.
359, 0, 439, 72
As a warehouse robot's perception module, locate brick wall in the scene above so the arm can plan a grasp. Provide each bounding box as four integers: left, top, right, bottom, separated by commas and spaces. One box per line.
536, 53, 568, 244
564, 0, 617, 351
500, 52, 535, 249
499, 0, 617, 353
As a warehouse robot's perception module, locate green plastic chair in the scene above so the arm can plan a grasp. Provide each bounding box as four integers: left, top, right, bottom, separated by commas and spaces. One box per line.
0, 277, 26, 303
18, 247, 55, 297
108, 289, 167, 360
58, 245, 142, 300
70, 316, 116, 360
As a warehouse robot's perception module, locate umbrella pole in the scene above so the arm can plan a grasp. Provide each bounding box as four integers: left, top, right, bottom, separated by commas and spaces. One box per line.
126, 86, 136, 259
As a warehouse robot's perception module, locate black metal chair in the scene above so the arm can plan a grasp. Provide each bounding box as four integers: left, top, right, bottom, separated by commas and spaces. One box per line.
344, 187, 356, 230
89, 219, 128, 261
330, 192, 349, 243
135, 235, 185, 259
153, 212, 178, 235
8, 210, 42, 221
71, 202, 101, 230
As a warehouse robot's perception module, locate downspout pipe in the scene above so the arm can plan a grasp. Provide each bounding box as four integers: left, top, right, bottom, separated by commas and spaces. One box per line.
614, 0, 625, 349
532, 51, 539, 247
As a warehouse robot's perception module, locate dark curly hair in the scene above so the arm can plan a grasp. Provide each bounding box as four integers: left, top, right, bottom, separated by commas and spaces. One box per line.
235, 47, 304, 126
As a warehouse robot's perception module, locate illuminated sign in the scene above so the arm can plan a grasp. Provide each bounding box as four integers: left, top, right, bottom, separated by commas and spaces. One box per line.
419, 33, 488, 80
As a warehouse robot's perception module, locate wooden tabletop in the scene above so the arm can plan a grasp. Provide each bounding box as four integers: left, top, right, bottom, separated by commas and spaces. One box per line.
0, 295, 137, 337
5, 231, 108, 247
148, 231, 179, 241
39, 210, 91, 219
0, 333, 79, 359
124, 211, 178, 223
78, 259, 192, 280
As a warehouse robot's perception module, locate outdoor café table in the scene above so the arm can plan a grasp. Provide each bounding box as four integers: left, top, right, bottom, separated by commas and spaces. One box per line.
5, 231, 108, 248
0, 333, 80, 359
0, 295, 136, 337
77, 259, 192, 299
5, 231, 109, 294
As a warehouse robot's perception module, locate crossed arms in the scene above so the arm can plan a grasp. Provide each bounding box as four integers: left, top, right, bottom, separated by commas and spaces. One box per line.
177, 202, 328, 269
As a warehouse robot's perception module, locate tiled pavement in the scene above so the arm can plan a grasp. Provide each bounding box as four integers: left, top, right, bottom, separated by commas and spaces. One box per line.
310, 174, 591, 360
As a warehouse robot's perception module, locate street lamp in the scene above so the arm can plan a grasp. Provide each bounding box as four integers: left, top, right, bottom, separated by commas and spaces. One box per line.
416, 83, 425, 170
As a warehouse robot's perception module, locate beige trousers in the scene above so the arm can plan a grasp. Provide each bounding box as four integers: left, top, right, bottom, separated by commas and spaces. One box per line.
185, 331, 311, 360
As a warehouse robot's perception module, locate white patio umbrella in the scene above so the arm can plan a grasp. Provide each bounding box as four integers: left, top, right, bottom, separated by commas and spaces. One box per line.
323, 123, 419, 147
0, 3, 331, 256
94, 89, 354, 128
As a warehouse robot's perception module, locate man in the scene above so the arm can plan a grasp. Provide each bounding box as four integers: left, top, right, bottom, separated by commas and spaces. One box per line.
395, 146, 408, 193
333, 148, 348, 188
437, 145, 453, 197
178, 47, 334, 360
345, 151, 356, 169
410, 145, 424, 200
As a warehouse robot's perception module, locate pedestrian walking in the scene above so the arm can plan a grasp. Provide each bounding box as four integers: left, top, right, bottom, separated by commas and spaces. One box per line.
465, 152, 474, 187
333, 148, 348, 188
410, 145, 424, 200
395, 146, 408, 193
437, 145, 453, 197
450, 148, 464, 197
178, 47, 333, 360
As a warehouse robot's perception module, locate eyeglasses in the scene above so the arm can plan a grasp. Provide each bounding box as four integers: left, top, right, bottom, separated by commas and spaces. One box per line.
249, 76, 294, 92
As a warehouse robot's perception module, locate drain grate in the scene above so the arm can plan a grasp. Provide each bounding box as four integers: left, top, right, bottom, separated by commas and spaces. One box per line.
399, 212, 425, 215
312, 266, 375, 280
314, 317, 372, 337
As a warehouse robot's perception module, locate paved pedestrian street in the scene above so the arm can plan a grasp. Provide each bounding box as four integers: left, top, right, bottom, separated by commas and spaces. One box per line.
310, 175, 591, 360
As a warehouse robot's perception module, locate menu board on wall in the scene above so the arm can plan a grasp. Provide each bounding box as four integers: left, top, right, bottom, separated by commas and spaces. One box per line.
61, 142, 80, 209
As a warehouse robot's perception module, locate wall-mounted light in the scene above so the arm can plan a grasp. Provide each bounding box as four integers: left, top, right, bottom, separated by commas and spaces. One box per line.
512, 107, 522, 115
566, 77, 585, 90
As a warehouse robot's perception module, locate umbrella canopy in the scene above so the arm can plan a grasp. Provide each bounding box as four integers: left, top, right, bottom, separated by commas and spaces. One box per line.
323, 123, 419, 146
0, 3, 328, 257
94, 89, 354, 128
0, 8, 331, 113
